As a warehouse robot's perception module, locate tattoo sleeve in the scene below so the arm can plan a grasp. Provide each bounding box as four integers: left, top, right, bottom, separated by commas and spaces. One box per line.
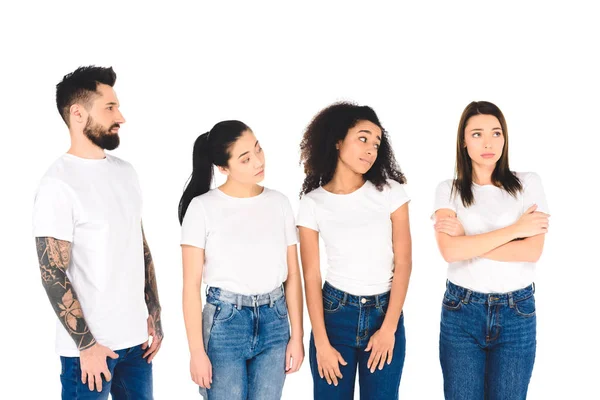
35, 237, 96, 350
142, 225, 163, 340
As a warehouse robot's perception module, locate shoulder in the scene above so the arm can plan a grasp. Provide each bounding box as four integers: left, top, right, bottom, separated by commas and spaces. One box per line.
515, 171, 542, 185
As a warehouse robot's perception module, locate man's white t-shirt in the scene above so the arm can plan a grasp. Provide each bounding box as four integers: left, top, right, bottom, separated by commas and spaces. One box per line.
297, 179, 410, 296
32, 153, 148, 357
180, 187, 298, 295
433, 172, 549, 293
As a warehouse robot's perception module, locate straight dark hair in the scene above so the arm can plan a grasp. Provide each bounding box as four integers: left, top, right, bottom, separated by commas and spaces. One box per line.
453, 101, 522, 207
178, 120, 250, 224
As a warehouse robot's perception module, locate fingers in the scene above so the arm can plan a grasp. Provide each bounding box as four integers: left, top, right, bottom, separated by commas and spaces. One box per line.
141, 340, 149, 350
337, 353, 347, 366
81, 370, 86, 385
107, 350, 119, 360
330, 368, 340, 386
387, 349, 393, 365
377, 352, 387, 371
147, 342, 162, 363
103, 368, 112, 383
143, 338, 160, 359
94, 373, 103, 392
323, 369, 333, 385
87, 373, 95, 392
365, 338, 373, 352
370, 352, 382, 373
318, 365, 324, 379
285, 351, 293, 372
525, 204, 538, 213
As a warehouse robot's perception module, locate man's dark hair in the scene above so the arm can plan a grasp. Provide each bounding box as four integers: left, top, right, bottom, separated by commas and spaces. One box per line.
56, 66, 117, 126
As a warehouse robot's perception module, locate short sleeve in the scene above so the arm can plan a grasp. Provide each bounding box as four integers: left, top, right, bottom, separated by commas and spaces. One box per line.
387, 180, 410, 214
181, 198, 207, 249
432, 180, 457, 219
32, 178, 75, 242
296, 195, 319, 231
282, 196, 299, 246
521, 172, 549, 214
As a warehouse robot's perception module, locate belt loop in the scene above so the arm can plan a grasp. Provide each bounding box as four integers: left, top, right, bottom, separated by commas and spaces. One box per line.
269, 293, 275, 308
508, 292, 515, 308
342, 292, 348, 306
375, 295, 381, 308
236, 294, 243, 310
532, 282, 536, 294
205, 285, 209, 297
462, 290, 472, 304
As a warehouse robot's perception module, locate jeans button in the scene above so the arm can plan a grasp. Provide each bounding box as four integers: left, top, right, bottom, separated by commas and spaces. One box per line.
361, 298, 367, 304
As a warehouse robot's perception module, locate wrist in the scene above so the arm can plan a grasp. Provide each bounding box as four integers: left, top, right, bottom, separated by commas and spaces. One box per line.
379, 323, 397, 334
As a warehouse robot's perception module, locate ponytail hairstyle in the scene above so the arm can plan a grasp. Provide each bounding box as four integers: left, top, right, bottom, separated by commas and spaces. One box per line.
178, 120, 251, 224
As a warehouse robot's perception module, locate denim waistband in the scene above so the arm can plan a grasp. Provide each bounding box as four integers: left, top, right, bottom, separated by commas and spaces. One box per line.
207, 285, 284, 309
323, 281, 390, 308
446, 280, 535, 306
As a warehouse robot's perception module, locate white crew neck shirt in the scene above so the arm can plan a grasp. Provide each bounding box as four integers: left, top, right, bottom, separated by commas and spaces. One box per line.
180, 187, 298, 295
433, 172, 549, 293
297, 179, 410, 295
32, 153, 148, 356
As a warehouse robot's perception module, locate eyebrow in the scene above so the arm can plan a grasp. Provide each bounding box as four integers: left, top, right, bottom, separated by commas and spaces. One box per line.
237, 140, 260, 159
105, 102, 119, 106
469, 127, 502, 132
358, 130, 382, 141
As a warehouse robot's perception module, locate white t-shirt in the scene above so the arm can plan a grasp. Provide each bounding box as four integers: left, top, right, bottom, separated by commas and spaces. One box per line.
180, 187, 298, 295
32, 154, 148, 357
433, 172, 549, 293
297, 179, 410, 296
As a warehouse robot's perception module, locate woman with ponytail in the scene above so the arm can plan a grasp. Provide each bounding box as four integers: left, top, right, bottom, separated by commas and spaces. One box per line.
179, 121, 304, 399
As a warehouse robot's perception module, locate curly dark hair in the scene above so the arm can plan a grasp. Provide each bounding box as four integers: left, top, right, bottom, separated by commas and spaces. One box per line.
299, 102, 406, 196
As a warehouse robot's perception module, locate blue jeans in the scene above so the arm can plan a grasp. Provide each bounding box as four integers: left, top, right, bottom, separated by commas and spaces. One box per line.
60, 343, 152, 399
439, 280, 536, 400
201, 285, 290, 400
309, 282, 406, 400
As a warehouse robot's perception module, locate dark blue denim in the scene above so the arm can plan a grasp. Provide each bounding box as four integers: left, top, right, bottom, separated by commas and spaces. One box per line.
309, 282, 406, 400
60, 343, 152, 399
440, 280, 536, 400
201, 286, 290, 400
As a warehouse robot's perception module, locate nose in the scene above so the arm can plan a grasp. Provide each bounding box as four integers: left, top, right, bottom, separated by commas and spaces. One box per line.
116, 109, 126, 124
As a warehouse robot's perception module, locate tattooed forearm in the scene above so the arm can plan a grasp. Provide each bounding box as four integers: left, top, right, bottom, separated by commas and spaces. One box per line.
142, 226, 163, 340
35, 237, 96, 350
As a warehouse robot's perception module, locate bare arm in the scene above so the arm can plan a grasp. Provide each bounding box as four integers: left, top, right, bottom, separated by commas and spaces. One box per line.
434, 209, 518, 263
381, 203, 412, 333
298, 227, 328, 347
482, 234, 545, 262
36, 237, 96, 350
284, 244, 304, 340
283, 244, 305, 373
182, 245, 205, 354
182, 244, 213, 388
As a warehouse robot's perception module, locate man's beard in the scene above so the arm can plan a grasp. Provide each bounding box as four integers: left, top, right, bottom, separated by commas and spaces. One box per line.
84, 116, 120, 150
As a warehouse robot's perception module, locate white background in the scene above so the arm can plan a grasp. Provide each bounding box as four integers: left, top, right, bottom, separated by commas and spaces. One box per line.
1, 1, 598, 398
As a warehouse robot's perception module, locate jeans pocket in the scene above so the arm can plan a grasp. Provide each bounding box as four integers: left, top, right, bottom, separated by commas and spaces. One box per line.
212, 301, 237, 323
274, 296, 288, 319
513, 295, 536, 317
442, 291, 463, 311
323, 294, 342, 313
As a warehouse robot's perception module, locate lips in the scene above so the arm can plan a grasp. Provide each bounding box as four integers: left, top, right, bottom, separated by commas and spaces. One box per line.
359, 158, 372, 165
481, 153, 495, 159
255, 170, 264, 176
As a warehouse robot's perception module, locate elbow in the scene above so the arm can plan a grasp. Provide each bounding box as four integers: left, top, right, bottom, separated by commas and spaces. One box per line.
440, 249, 459, 264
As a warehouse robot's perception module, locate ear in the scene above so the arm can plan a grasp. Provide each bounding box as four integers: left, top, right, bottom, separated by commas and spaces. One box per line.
217, 165, 229, 176
335, 140, 342, 150
70, 104, 86, 125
